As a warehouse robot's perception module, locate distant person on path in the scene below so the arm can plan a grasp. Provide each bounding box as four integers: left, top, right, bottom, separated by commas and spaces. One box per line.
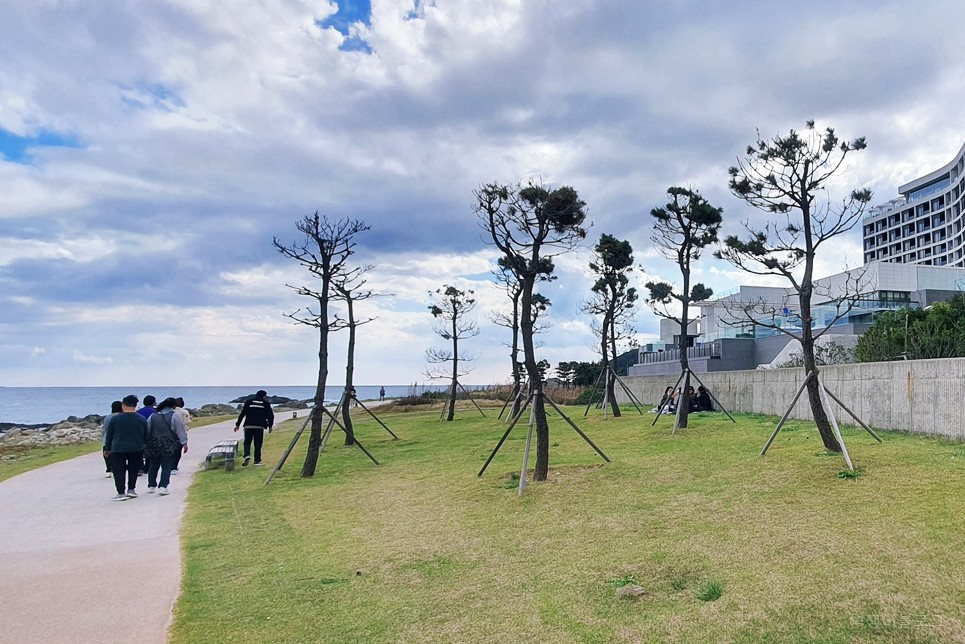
171, 397, 191, 474
144, 397, 188, 495
136, 395, 157, 474
379, 386, 385, 401
103, 395, 149, 501
100, 400, 122, 477
137, 395, 157, 420
234, 390, 273, 466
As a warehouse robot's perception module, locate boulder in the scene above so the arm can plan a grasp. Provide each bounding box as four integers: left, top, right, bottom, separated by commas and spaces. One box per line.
190, 404, 239, 417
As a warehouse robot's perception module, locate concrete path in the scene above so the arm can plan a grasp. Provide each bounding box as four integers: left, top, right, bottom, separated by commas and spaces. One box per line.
0, 417, 239, 644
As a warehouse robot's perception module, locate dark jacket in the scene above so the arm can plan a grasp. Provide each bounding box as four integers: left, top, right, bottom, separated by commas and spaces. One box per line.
104, 412, 149, 452
236, 397, 274, 429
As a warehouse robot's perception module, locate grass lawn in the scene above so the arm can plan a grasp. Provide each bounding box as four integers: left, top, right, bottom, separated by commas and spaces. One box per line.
173, 403, 964, 643
0, 415, 235, 484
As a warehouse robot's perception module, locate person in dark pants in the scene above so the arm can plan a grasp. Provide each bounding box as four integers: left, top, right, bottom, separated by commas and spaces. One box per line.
103, 395, 149, 501
170, 397, 191, 474
136, 395, 157, 474
145, 397, 188, 495
234, 390, 274, 466
100, 400, 122, 477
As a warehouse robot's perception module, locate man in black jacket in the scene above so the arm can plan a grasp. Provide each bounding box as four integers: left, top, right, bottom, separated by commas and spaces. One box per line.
234, 390, 274, 466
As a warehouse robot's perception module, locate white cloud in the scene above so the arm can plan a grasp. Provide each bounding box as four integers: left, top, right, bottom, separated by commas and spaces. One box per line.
4, 0, 965, 388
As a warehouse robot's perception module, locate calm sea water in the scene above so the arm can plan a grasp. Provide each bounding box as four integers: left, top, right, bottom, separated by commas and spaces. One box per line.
0, 384, 450, 425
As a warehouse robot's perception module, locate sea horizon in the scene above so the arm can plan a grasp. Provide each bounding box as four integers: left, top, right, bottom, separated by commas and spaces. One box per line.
0, 384, 488, 426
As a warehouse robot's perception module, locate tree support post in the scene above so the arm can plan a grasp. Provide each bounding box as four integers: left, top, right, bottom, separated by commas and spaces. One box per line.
761, 371, 815, 456
651, 370, 687, 426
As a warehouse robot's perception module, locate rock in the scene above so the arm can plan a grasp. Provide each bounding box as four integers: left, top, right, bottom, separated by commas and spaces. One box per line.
190, 404, 239, 417
227, 394, 307, 408
615, 584, 647, 599
0, 423, 101, 447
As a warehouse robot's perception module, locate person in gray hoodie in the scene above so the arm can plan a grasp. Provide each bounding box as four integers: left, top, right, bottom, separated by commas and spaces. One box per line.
144, 397, 188, 496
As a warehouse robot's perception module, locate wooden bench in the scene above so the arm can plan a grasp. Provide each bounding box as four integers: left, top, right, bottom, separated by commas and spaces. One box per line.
205, 439, 240, 471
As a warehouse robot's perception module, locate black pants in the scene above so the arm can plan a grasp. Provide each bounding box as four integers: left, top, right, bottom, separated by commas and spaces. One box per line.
243, 426, 265, 463
109, 451, 142, 494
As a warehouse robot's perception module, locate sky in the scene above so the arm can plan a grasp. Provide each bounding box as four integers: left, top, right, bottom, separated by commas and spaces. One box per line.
3, 0, 965, 388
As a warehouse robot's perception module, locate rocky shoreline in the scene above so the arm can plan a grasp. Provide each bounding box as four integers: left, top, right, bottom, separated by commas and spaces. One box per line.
0, 395, 312, 448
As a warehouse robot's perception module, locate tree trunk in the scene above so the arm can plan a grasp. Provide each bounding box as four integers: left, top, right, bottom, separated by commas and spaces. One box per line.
677, 271, 691, 430
600, 315, 620, 417
520, 277, 549, 481
606, 314, 621, 417
342, 296, 356, 446
802, 328, 839, 451
510, 298, 522, 420
447, 318, 458, 421
302, 299, 329, 476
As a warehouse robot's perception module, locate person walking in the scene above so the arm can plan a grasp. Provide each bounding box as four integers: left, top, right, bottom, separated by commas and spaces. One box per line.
144, 398, 188, 495
100, 400, 122, 477
136, 395, 157, 474
379, 386, 385, 401
170, 397, 191, 474
234, 390, 273, 466
103, 395, 149, 501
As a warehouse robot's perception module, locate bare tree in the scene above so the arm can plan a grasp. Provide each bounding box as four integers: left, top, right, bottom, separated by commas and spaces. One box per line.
273, 213, 369, 476
582, 234, 637, 417
333, 265, 376, 446
645, 187, 722, 429
425, 285, 479, 421
716, 121, 872, 451
475, 181, 587, 481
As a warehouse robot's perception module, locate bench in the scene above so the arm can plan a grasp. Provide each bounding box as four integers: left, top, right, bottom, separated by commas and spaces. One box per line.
205, 439, 240, 471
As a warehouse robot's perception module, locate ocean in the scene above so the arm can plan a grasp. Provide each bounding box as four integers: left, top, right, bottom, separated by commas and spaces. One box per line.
0, 384, 452, 426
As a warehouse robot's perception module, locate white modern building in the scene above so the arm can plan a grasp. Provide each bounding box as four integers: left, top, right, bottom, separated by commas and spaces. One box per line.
629, 260, 965, 376
863, 141, 965, 267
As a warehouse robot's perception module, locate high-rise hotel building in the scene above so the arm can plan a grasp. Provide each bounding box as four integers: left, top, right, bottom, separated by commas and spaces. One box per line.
863, 142, 965, 267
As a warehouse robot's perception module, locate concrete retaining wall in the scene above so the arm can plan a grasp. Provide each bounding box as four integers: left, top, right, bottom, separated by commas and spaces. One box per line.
618, 358, 965, 441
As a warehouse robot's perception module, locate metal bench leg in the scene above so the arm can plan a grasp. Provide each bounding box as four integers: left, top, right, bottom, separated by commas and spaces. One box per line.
225, 453, 235, 472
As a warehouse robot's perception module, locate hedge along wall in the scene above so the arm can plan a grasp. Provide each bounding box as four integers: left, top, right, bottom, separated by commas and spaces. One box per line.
617, 357, 965, 441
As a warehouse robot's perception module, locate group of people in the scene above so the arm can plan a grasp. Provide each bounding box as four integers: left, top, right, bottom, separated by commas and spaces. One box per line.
101, 394, 190, 501
656, 385, 715, 414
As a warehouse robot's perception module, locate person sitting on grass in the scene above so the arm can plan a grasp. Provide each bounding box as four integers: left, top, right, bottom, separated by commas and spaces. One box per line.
695, 386, 715, 412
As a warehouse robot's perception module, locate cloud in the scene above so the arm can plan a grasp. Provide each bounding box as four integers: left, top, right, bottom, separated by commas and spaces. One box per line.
3, 0, 965, 388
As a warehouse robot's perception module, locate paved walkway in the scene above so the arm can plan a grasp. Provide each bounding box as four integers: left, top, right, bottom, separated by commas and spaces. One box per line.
0, 417, 239, 644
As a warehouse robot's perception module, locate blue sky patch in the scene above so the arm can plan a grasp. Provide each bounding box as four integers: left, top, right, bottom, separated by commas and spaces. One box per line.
119, 82, 186, 112
0, 128, 81, 164
317, 0, 373, 52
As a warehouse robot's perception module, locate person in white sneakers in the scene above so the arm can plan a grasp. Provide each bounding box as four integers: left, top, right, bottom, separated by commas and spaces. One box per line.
144, 397, 188, 495
234, 390, 274, 466
103, 395, 149, 500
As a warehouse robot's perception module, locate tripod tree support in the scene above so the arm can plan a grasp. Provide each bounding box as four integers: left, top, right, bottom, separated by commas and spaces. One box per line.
582, 365, 644, 418
346, 392, 400, 440
497, 382, 524, 421
458, 380, 487, 417
478, 390, 609, 482
651, 368, 736, 431
760, 370, 879, 472
265, 404, 380, 485
650, 370, 687, 426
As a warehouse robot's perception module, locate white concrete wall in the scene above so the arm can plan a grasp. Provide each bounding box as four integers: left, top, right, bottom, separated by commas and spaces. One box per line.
618, 357, 965, 441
